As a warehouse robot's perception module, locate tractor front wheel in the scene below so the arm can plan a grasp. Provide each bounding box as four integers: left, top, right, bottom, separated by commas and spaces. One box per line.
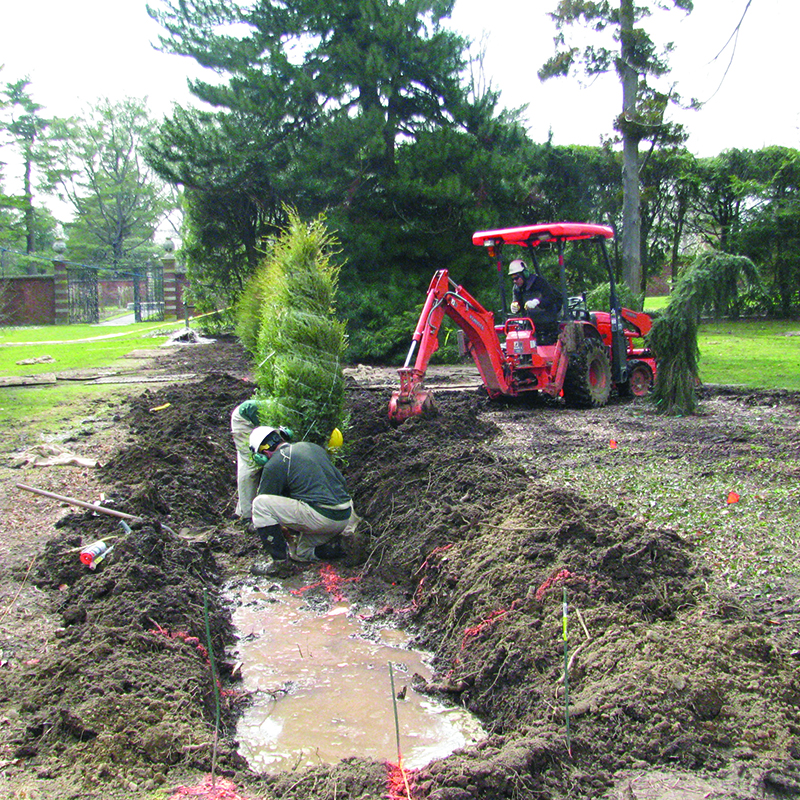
563, 338, 612, 408
619, 360, 654, 398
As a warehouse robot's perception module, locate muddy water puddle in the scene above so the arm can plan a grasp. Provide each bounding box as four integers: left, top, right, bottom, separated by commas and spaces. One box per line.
229, 578, 485, 772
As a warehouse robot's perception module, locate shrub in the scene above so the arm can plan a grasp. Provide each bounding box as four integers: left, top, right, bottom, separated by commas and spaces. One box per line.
237, 210, 347, 446
650, 251, 760, 415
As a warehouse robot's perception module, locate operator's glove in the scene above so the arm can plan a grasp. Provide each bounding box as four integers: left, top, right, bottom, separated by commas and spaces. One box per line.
510, 301, 520, 314
525, 298, 540, 311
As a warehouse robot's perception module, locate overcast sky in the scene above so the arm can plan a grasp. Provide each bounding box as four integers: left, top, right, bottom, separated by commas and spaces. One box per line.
1, 0, 797, 174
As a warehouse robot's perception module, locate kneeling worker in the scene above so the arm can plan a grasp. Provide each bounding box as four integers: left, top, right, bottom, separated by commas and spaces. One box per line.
249, 426, 356, 577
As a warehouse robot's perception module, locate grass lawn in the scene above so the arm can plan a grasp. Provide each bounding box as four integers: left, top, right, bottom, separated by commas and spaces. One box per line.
0, 321, 190, 433
643, 298, 800, 390
698, 319, 800, 390
0, 321, 188, 376
642, 295, 670, 312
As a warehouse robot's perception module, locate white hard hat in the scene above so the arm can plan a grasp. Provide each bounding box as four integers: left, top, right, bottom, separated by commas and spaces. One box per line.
249, 426, 284, 455
508, 259, 527, 276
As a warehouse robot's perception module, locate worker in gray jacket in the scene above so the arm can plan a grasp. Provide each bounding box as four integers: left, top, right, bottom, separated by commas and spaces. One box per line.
249, 426, 358, 576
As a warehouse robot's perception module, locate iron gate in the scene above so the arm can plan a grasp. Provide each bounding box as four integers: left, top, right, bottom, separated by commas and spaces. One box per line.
67, 267, 99, 323
132, 263, 164, 322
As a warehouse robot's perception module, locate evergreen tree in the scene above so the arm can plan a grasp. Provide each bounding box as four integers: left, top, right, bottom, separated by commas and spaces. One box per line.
691, 148, 753, 254
734, 147, 800, 316
146, 0, 534, 359
236, 210, 347, 444
0, 78, 61, 269
649, 251, 760, 415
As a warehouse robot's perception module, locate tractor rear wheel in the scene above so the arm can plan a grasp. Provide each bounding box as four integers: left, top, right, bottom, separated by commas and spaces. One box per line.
563, 338, 612, 408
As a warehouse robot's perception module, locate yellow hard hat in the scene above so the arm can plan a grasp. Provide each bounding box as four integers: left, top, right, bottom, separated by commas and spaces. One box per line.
327, 427, 344, 450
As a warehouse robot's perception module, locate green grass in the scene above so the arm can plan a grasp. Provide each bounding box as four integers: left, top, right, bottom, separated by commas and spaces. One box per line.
698, 319, 800, 390
643, 297, 800, 390
643, 295, 670, 312
0, 384, 130, 443
0, 321, 191, 434
0, 321, 188, 376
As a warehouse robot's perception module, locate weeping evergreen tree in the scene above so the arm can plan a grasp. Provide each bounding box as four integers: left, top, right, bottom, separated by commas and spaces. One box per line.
235, 210, 347, 446
649, 252, 760, 415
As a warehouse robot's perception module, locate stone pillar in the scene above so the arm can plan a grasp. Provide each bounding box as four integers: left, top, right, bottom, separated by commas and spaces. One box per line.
162, 239, 178, 321
53, 239, 69, 325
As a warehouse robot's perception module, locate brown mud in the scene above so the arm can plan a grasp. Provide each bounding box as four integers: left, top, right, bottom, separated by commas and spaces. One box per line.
0, 337, 799, 799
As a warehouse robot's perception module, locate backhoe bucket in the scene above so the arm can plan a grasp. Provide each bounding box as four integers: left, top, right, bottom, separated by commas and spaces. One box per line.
388, 369, 437, 424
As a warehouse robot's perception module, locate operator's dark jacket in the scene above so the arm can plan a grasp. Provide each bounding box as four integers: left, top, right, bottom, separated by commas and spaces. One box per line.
513, 273, 562, 319
257, 442, 352, 521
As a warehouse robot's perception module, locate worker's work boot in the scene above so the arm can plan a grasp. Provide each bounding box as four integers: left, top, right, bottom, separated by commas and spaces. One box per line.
314, 537, 344, 561
250, 558, 294, 578
256, 524, 288, 560
251, 524, 294, 577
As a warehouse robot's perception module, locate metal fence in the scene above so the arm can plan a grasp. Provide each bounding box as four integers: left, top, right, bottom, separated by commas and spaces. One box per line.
131, 263, 165, 323
0, 247, 167, 324
68, 266, 99, 323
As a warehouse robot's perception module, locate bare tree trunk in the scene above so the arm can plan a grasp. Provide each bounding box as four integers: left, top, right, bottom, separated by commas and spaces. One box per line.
24, 149, 36, 258
619, 0, 642, 294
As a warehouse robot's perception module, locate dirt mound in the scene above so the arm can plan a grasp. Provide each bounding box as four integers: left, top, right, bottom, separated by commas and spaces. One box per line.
342, 389, 800, 797
98, 372, 251, 525
2, 343, 800, 800
3, 522, 243, 794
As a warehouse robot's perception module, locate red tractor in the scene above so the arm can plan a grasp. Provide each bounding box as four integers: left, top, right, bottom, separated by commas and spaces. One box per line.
388, 222, 657, 423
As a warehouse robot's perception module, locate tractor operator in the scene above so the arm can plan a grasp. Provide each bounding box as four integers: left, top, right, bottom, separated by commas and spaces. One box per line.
248, 425, 358, 577
508, 259, 561, 325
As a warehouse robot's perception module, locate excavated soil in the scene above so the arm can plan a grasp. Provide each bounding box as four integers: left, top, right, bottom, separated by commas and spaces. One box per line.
1, 337, 800, 800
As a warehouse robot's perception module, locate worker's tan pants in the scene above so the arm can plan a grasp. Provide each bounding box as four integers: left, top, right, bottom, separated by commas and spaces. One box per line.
231, 407, 259, 519
251, 494, 356, 562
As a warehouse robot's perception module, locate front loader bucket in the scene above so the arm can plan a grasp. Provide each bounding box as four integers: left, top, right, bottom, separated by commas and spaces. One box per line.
388, 369, 437, 424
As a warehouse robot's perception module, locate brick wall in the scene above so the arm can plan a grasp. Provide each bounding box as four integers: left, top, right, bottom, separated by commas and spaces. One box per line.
645, 263, 672, 296
0, 276, 55, 325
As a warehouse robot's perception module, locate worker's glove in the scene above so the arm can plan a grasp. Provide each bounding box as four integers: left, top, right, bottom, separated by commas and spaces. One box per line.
510, 301, 520, 314
525, 298, 540, 311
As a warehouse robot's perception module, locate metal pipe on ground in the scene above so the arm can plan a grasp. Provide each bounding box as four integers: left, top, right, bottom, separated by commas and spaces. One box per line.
16, 483, 142, 521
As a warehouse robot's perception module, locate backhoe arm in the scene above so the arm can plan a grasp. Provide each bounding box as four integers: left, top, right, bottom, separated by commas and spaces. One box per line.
388, 270, 511, 423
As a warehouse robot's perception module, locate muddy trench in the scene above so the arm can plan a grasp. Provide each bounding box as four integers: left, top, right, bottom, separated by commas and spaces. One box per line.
1, 342, 800, 800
